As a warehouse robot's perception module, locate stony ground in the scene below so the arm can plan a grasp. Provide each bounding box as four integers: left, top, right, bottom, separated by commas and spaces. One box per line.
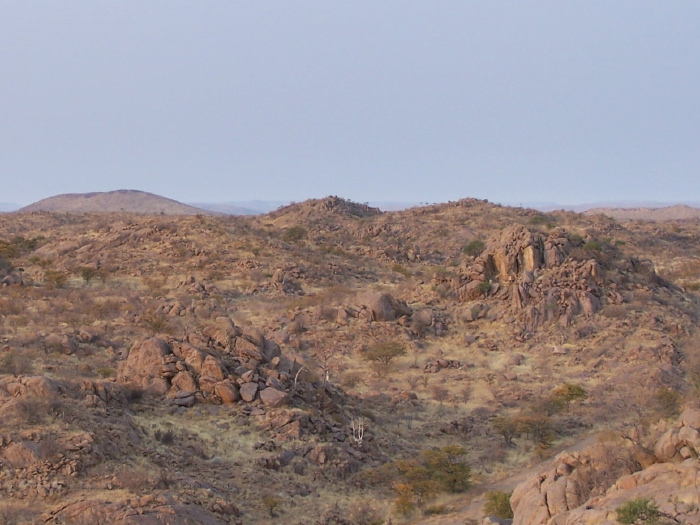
1, 197, 699, 524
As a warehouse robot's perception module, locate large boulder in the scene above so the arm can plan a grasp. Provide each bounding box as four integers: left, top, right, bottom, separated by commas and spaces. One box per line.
259, 387, 288, 408
118, 338, 172, 395
356, 291, 411, 322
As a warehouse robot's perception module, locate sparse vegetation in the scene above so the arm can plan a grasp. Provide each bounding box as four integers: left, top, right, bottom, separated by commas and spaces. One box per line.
616, 497, 660, 524
483, 491, 513, 519
462, 239, 485, 257
0, 197, 699, 523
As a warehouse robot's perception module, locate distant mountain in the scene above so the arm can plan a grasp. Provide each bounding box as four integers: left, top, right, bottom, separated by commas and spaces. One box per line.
0, 202, 19, 212
582, 204, 700, 221
522, 201, 700, 213
20, 190, 216, 215
187, 200, 290, 215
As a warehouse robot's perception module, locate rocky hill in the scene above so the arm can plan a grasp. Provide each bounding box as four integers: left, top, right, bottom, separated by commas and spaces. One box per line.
1, 196, 699, 524
19, 190, 216, 215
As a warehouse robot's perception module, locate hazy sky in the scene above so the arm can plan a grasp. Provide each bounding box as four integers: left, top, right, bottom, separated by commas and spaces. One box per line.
1, 2, 698, 206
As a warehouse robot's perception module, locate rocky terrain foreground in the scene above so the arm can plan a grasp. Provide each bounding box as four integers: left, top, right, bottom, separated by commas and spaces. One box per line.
1, 196, 700, 524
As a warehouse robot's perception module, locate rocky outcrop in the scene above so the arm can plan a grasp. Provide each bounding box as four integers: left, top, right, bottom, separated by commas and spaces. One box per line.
446, 224, 663, 331
511, 409, 700, 524
117, 332, 300, 409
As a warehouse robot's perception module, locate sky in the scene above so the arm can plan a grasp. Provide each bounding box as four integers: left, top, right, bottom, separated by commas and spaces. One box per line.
1, 2, 699, 207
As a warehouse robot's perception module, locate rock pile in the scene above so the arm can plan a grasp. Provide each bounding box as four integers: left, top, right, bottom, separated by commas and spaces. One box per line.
117, 333, 291, 408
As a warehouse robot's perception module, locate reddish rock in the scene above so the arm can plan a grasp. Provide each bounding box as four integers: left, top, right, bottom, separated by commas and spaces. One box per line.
170, 371, 198, 393
214, 380, 240, 404
240, 382, 258, 402
118, 337, 172, 394
259, 387, 287, 408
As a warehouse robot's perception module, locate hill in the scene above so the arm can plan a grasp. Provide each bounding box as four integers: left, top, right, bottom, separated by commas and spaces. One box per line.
1, 196, 700, 523
20, 190, 216, 215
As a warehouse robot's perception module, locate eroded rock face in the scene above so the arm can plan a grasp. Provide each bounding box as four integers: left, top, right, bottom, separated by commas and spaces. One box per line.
511, 410, 700, 525
445, 223, 664, 331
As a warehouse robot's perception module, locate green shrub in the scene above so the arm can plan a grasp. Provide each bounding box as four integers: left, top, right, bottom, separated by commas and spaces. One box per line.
582, 241, 602, 252
551, 383, 588, 407
361, 341, 406, 366
528, 214, 550, 225
79, 266, 98, 284
393, 445, 471, 513
483, 491, 513, 519
283, 225, 307, 243
615, 498, 660, 524
476, 281, 491, 295
463, 240, 485, 257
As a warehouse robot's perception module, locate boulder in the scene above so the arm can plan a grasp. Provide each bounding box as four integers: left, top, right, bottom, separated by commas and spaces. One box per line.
240, 382, 258, 403
2, 441, 42, 467
118, 338, 172, 395
357, 291, 411, 321
170, 371, 198, 393
259, 387, 288, 408
214, 380, 240, 404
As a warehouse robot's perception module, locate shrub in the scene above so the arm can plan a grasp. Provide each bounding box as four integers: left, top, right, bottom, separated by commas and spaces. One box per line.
155, 429, 176, 445
615, 498, 660, 524
483, 491, 513, 519
361, 341, 406, 366
79, 266, 98, 285
141, 311, 171, 336
0, 351, 33, 376
261, 494, 281, 517
551, 383, 588, 407
463, 240, 485, 257
283, 225, 307, 243
492, 416, 518, 447
395, 444, 471, 509
44, 269, 68, 288
655, 387, 682, 419
347, 500, 385, 525
582, 241, 602, 252
528, 214, 553, 227
341, 371, 363, 388
476, 281, 491, 295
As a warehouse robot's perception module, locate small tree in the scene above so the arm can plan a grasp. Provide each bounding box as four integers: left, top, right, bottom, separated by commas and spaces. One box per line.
492, 416, 518, 447
79, 266, 98, 285
44, 269, 68, 289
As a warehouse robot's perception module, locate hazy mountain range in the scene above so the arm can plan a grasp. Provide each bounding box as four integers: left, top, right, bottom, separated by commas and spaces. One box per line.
5, 190, 700, 218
